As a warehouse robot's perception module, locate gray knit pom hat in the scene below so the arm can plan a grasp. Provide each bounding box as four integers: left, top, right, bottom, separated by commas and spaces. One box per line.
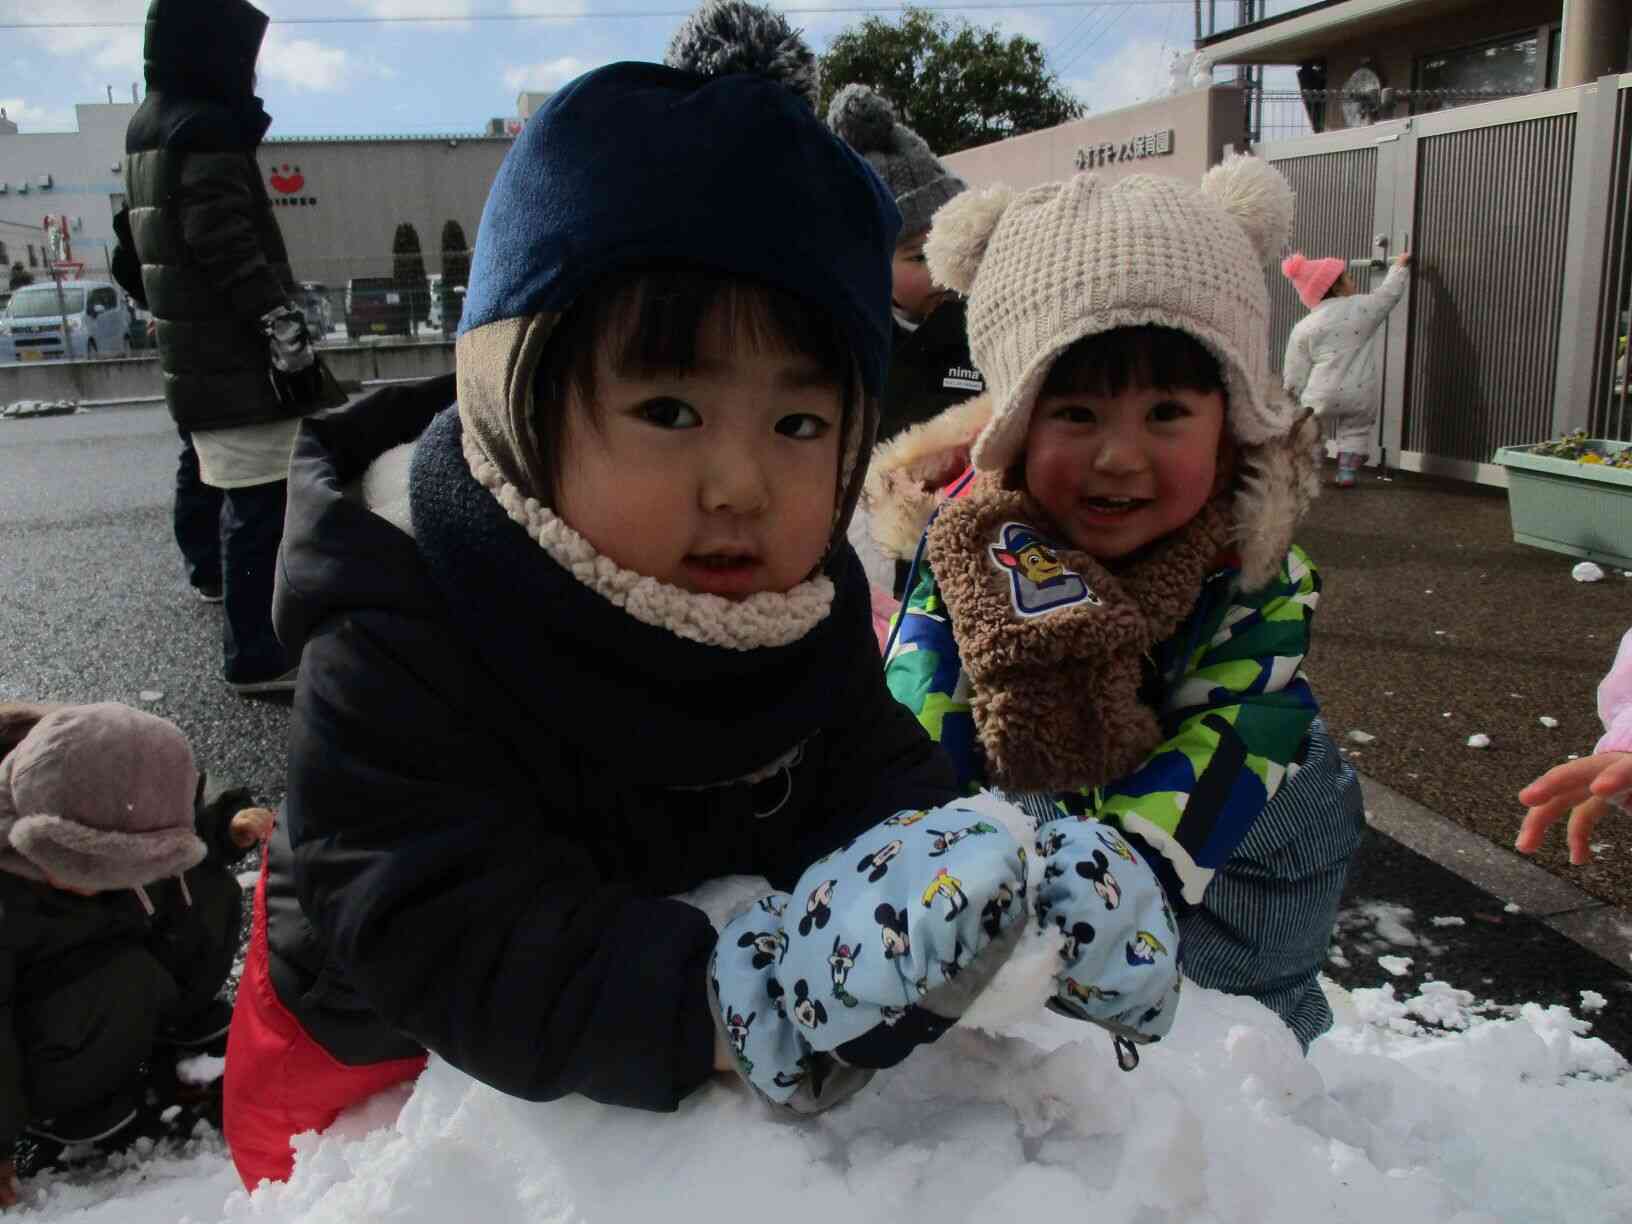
0, 702, 203, 893
828, 84, 966, 237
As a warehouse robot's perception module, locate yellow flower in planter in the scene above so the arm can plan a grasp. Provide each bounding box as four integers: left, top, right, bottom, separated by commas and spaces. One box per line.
1581, 453, 1605, 465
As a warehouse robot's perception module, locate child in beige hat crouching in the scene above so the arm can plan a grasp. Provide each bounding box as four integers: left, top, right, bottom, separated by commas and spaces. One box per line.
869, 155, 1366, 1054
0, 702, 270, 1202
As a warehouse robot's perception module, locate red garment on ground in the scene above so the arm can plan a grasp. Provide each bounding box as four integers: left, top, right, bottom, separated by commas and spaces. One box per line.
223, 842, 426, 1190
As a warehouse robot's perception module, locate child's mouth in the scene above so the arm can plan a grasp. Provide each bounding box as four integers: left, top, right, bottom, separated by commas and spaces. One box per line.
681, 553, 765, 598
1079, 496, 1150, 517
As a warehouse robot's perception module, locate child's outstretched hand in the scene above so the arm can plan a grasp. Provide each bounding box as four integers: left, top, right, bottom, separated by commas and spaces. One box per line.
1516, 752, 1632, 864
229, 805, 276, 850
0, 1157, 19, 1208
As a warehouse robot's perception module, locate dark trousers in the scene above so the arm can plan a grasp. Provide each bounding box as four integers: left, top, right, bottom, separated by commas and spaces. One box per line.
173, 430, 224, 590
221, 479, 292, 684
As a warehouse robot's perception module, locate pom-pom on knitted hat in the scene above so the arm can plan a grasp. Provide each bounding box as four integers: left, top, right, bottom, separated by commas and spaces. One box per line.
924, 153, 1298, 473
0, 702, 203, 893
1281, 251, 1346, 310
827, 84, 966, 237
664, 0, 818, 110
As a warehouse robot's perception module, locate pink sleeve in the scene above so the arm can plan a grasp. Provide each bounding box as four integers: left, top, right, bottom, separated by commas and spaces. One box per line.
1597, 628, 1632, 754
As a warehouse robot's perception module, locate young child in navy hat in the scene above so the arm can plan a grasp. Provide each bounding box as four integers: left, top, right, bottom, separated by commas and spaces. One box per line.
226, 0, 1183, 1189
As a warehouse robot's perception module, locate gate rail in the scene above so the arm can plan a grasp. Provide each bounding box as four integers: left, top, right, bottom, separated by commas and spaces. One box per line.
1256, 74, 1632, 485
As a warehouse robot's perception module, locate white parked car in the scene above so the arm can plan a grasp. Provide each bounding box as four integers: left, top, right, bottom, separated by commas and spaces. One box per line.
0, 279, 132, 361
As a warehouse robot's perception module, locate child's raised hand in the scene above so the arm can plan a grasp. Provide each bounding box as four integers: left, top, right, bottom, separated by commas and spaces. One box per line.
1516, 752, 1632, 864
229, 805, 276, 850
1395, 251, 1411, 269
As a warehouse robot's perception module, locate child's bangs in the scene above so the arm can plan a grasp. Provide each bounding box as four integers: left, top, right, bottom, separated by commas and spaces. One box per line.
1040, 326, 1225, 400
605, 264, 851, 384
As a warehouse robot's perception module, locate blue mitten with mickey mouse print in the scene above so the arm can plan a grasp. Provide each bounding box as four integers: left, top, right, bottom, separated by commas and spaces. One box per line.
709, 799, 1030, 1112
1033, 813, 1181, 1061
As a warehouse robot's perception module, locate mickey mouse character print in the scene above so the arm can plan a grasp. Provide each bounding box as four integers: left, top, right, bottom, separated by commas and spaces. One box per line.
989, 522, 1102, 617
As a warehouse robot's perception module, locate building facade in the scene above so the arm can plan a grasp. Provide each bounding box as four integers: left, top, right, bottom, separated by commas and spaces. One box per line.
1196, 0, 1630, 139
0, 101, 512, 296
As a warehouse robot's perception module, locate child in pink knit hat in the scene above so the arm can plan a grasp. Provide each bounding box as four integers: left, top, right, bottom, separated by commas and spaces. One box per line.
1280, 249, 1412, 487
1516, 627, 1632, 864
0, 702, 272, 1203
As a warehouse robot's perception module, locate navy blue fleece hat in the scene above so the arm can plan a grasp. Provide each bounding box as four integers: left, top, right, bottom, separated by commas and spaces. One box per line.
459, 8, 902, 394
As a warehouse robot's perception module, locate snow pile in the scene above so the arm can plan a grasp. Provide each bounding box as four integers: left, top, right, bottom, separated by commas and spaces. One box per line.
204, 984, 1632, 1224
12, 883, 1632, 1224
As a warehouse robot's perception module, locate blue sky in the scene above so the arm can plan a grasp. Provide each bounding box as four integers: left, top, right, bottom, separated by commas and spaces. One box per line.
0, 0, 1207, 139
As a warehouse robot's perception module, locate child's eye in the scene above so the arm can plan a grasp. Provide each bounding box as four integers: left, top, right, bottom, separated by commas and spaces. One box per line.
638, 398, 701, 429
1150, 401, 1192, 423
776, 413, 831, 440
1052, 404, 1097, 425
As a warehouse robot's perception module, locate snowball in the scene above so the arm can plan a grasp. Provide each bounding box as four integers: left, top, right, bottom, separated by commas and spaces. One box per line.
176, 1053, 225, 1086
139, 689, 164, 702
1504, 902, 1522, 913
1466, 734, 1491, 748
1579, 991, 1607, 1013
1347, 729, 1375, 744
1539, 716, 1559, 728
1572, 561, 1605, 582
1431, 916, 1467, 927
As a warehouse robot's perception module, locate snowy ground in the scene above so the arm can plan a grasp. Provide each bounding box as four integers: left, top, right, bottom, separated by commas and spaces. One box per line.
10, 882, 1630, 1224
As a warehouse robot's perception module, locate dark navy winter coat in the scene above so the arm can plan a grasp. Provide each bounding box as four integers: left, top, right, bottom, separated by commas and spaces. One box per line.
267, 376, 958, 1110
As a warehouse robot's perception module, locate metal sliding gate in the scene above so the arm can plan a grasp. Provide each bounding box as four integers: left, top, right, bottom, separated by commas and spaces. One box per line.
1256, 74, 1632, 484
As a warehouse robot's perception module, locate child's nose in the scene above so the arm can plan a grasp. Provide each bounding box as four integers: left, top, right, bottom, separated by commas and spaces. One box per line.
1091, 432, 1147, 475
700, 442, 772, 515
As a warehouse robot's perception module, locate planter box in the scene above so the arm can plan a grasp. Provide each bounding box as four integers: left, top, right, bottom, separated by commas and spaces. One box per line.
1492, 439, 1632, 569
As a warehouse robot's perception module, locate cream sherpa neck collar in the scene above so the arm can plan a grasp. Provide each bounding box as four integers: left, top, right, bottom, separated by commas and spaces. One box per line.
459, 427, 835, 652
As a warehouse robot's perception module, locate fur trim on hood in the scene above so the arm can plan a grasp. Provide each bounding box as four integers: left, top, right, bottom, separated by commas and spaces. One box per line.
862, 393, 1319, 592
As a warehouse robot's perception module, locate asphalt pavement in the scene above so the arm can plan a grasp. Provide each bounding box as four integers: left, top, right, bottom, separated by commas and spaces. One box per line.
3, 399, 1629, 1056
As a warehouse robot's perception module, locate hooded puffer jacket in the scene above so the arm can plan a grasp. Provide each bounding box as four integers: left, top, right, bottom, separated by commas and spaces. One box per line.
121, 0, 318, 432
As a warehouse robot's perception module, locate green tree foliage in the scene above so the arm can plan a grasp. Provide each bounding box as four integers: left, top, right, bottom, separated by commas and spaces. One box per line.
438, 220, 471, 336
439, 221, 471, 288
391, 222, 430, 328
818, 7, 1084, 155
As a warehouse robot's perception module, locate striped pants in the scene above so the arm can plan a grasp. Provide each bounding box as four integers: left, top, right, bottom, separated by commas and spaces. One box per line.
1009, 717, 1365, 1051
1176, 718, 1364, 1048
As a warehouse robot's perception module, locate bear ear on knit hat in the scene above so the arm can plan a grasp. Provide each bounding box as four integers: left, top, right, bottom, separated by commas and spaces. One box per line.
663, 0, 819, 110
924, 183, 1017, 294
1198, 152, 1295, 265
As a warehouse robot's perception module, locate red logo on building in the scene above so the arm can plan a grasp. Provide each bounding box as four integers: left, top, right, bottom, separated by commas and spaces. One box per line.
269, 164, 305, 194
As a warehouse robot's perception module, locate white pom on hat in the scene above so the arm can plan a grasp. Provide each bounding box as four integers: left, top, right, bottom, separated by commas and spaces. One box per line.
1199, 152, 1295, 264
663, 0, 819, 111
923, 184, 1016, 294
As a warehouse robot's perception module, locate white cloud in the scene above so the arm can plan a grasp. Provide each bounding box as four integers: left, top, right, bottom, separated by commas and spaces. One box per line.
0, 96, 77, 132
1064, 36, 1176, 115
501, 56, 598, 93
260, 33, 354, 93
0, 0, 141, 74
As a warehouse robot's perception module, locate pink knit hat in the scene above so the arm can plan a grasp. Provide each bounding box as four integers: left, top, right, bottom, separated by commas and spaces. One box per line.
1281, 252, 1346, 309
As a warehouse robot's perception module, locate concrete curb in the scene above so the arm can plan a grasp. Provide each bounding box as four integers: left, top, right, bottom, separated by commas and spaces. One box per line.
1359, 770, 1632, 970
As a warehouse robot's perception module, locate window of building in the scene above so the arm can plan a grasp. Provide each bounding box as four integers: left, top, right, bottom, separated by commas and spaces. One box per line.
1413, 30, 1551, 114
26, 243, 37, 268
0, 240, 8, 265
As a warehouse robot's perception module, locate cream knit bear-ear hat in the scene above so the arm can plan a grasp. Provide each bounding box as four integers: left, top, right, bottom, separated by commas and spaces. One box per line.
924, 153, 1298, 474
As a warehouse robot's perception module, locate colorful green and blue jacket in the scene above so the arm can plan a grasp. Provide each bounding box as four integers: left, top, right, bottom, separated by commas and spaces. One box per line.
884, 497, 1322, 908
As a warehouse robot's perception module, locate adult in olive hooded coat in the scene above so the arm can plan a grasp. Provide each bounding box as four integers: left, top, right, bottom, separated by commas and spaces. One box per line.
119, 0, 339, 692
